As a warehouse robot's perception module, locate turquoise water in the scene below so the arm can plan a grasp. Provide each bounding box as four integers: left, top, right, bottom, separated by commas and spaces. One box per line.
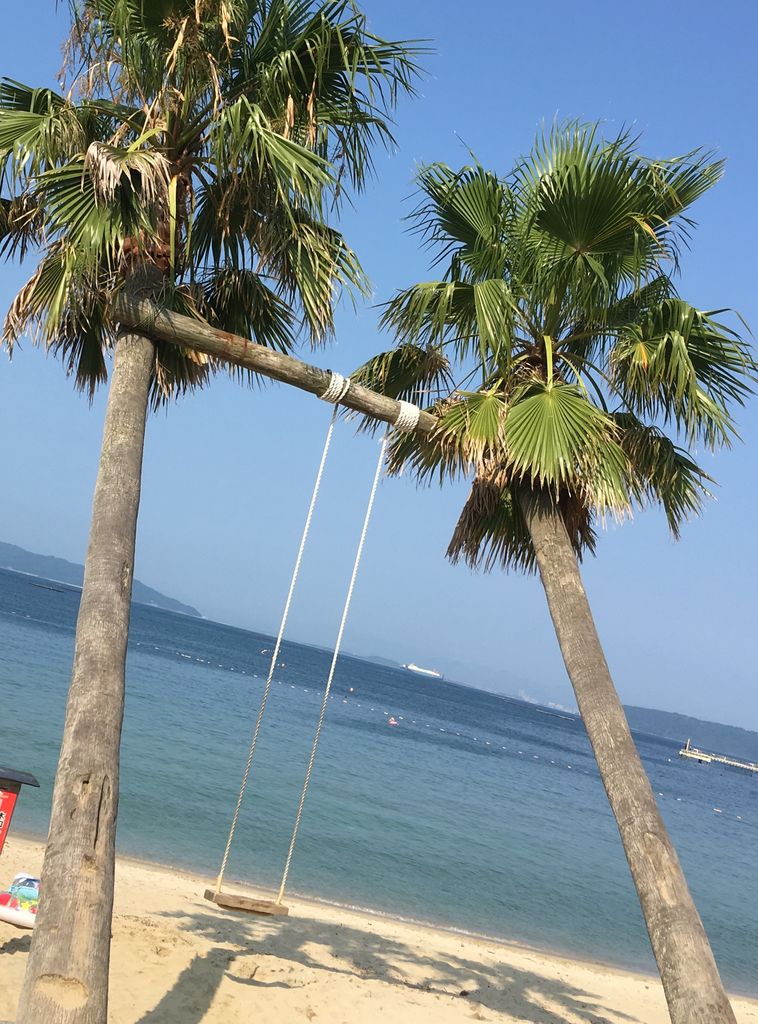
0, 567, 755, 992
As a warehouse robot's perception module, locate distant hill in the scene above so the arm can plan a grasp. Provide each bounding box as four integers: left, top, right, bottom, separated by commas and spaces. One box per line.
363, 655, 403, 669
625, 705, 758, 762
0, 541, 201, 618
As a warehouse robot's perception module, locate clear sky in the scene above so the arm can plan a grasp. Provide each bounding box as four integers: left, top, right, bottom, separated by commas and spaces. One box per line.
1, 1, 757, 728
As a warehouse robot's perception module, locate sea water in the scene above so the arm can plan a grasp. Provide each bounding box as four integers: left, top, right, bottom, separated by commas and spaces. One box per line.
0, 567, 755, 993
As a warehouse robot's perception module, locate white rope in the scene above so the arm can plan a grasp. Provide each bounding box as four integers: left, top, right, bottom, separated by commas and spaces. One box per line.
214, 406, 340, 895
276, 429, 389, 904
393, 399, 421, 433
320, 371, 351, 404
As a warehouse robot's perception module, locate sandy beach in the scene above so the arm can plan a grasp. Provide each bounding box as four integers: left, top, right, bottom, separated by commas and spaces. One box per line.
0, 838, 754, 1024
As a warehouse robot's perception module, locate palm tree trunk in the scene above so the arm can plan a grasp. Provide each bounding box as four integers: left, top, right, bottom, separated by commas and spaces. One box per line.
519, 491, 736, 1024
15, 321, 155, 1024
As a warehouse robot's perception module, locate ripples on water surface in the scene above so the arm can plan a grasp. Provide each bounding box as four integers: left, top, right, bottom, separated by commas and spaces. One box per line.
0, 567, 755, 992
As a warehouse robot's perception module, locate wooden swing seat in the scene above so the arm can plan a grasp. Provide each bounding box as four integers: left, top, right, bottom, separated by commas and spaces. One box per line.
204, 888, 289, 916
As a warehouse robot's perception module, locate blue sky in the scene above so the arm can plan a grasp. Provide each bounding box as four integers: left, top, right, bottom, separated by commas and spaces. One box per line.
1, 1, 757, 727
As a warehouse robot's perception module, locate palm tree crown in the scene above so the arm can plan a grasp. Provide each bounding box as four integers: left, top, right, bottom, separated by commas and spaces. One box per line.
360, 123, 754, 569
0, 0, 423, 401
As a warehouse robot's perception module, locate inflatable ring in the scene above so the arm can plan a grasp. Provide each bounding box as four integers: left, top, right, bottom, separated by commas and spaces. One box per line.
0, 874, 40, 929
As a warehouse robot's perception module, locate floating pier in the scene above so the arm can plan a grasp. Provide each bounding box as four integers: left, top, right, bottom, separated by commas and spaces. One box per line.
679, 738, 758, 774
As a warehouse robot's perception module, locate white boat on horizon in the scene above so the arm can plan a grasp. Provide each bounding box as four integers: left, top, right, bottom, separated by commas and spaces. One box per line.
402, 662, 443, 679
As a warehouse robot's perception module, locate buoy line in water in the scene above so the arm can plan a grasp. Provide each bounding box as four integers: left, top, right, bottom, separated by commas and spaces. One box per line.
131, 641, 755, 828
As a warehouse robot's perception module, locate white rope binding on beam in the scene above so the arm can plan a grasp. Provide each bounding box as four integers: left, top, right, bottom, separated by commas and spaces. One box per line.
393, 399, 421, 433
320, 371, 351, 404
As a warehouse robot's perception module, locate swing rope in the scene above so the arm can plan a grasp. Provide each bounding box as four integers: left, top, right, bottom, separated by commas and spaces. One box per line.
275, 427, 389, 904
213, 373, 418, 907
214, 378, 348, 895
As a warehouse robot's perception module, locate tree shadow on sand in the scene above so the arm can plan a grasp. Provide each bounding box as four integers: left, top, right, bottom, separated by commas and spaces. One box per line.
0, 934, 31, 955
135, 943, 306, 1024
148, 905, 645, 1024
137, 947, 236, 1024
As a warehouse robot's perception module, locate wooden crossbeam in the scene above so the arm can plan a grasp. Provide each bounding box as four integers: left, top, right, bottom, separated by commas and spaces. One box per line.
114, 297, 436, 435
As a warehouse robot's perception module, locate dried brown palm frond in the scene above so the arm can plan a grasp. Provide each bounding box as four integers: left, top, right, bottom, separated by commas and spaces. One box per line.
447, 465, 597, 574
3, 264, 44, 347
84, 141, 171, 210
0, 194, 44, 259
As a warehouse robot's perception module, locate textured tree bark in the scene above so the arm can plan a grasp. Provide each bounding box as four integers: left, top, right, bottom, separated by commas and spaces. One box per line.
15, 324, 155, 1024
520, 491, 736, 1024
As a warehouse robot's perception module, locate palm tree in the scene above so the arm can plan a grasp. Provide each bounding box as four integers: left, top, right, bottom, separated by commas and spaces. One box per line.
358, 124, 754, 1024
0, 3, 421, 1021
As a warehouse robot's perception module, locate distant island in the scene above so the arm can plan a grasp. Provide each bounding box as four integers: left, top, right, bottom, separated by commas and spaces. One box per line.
0, 541, 201, 618
363, 655, 403, 669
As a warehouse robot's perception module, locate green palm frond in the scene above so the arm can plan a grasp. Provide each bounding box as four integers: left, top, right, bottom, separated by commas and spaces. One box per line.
503, 380, 627, 508
640, 153, 724, 261
3, 242, 111, 394
256, 207, 369, 342
611, 299, 755, 448
436, 389, 508, 463
3, 1, 423, 402
380, 280, 481, 349
233, 0, 427, 191
613, 413, 712, 537
0, 81, 84, 178
0, 80, 65, 113
375, 121, 753, 571
602, 274, 677, 330
208, 96, 332, 212
352, 342, 452, 404
383, 400, 467, 485
411, 163, 511, 276
201, 267, 297, 352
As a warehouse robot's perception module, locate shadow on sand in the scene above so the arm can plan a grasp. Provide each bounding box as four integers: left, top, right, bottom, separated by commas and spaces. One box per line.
137, 948, 238, 1023
0, 934, 31, 956
137, 905, 645, 1024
